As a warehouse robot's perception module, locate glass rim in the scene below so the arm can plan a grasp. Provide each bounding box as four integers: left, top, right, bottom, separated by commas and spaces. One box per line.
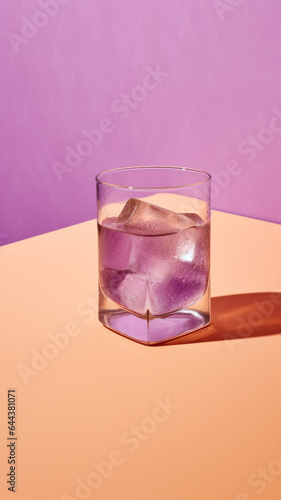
96, 166, 211, 190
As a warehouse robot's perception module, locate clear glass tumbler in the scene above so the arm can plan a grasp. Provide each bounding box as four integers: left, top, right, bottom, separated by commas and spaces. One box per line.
96, 166, 211, 344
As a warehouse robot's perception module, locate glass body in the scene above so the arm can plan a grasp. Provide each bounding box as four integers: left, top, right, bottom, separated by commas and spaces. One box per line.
96, 166, 211, 345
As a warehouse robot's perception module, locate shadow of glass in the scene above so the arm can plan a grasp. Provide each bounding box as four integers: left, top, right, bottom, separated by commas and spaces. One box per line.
161, 292, 281, 346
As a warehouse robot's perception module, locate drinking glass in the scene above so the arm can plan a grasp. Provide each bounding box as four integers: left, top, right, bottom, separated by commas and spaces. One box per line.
96, 166, 211, 344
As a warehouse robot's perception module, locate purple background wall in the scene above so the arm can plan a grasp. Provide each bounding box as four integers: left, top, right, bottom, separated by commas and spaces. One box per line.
1, 0, 281, 246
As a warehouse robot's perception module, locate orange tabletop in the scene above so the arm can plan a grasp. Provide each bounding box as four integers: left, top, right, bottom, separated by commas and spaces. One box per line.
1, 210, 281, 500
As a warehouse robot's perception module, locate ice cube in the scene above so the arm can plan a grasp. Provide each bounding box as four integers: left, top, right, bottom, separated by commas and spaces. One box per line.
98, 218, 132, 270
181, 212, 205, 226
127, 224, 210, 315
117, 198, 199, 235
128, 223, 207, 278
100, 268, 148, 315
117, 272, 148, 315
149, 261, 209, 316
100, 268, 128, 299
99, 199, 209, 317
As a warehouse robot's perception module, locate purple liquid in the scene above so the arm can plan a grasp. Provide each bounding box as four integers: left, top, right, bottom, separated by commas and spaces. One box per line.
98, 216, 210, 317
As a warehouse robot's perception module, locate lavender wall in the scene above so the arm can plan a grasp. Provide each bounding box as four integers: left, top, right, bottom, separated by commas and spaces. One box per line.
1, 0, 281, 246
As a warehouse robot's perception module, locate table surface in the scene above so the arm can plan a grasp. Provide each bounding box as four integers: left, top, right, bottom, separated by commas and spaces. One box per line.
1, 210, 281, 500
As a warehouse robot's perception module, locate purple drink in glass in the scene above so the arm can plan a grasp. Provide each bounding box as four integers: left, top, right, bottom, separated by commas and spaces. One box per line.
98, 197, 210, 342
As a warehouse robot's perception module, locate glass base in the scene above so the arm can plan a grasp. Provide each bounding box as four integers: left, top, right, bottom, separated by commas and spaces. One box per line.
99, 286, 210, 345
